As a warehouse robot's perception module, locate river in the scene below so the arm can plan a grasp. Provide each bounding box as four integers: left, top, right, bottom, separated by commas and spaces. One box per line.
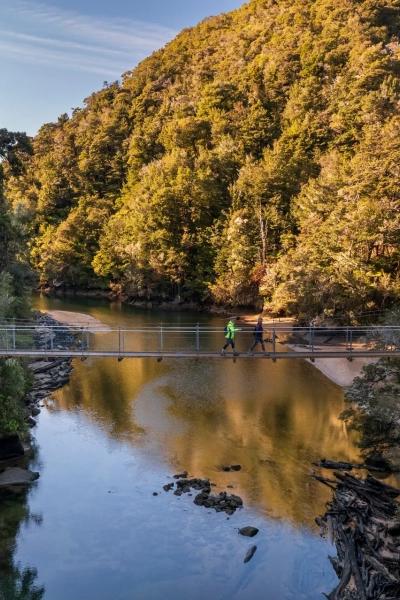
1, 296, 362, 600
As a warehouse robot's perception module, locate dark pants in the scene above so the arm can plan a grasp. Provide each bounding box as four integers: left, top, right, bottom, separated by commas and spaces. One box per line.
251, 338, 266, 352
223, 338, 235, 350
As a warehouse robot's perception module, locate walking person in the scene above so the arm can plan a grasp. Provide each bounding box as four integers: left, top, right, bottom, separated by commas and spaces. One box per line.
221, 316, 241, 355
249, 317, 266, 353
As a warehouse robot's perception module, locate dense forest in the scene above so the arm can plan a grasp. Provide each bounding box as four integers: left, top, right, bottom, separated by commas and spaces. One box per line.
4, 0, 400, 320
0, 129, 32, 436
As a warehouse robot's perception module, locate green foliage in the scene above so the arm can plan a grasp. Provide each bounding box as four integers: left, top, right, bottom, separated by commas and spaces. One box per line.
5, 0, 400, 314
0, 359, 29, 436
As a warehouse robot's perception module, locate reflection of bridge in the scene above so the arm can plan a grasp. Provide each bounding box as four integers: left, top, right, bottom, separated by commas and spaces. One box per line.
0, 324, 399, 361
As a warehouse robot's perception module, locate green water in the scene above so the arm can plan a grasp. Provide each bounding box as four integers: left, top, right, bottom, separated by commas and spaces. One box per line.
0, 296, 361, 600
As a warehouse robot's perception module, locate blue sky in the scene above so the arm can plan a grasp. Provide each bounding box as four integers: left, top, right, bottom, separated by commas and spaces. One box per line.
1, 0, 244, 135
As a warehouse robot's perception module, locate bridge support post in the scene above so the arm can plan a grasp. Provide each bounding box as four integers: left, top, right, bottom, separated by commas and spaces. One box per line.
196, 323, 200, 353
349, 329, 353, 361
160, 325, 164, 354
12, 325, 16, 350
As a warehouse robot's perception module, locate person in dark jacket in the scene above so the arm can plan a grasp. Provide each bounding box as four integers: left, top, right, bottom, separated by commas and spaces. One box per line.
249, 317, 266, 353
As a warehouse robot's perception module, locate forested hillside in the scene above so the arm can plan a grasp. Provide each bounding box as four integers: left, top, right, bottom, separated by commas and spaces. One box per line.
5, 0, 400, 319
0, 130, 33, 435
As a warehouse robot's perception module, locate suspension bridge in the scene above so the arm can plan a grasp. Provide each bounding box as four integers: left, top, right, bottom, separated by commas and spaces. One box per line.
0, 323, 399, 361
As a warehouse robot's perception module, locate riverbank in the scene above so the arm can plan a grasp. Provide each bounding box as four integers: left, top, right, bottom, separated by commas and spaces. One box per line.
288, 344, 376, 387
43, 309, 108, 329
0, 313, 75, 486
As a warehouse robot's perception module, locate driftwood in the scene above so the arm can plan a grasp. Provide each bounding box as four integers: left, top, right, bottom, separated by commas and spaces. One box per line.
314, 470, 400, 599
314, 459, 390, 473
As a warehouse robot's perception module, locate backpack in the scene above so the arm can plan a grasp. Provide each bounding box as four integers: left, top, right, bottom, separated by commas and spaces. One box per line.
224, 325, 228, 334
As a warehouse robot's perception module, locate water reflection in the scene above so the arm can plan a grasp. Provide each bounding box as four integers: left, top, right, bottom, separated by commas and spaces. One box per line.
39, 296, 361, 529
14, 295, 362, 599
0, 489, 44, 600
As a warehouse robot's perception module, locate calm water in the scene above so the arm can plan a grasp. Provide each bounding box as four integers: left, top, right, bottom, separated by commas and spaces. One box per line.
1, 297, 362, 599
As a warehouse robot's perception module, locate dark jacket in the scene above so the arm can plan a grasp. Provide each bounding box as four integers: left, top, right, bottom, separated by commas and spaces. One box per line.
254, 323, 263, 341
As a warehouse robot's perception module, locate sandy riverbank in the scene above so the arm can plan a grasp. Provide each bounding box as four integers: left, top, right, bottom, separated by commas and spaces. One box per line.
42, 310, 109, 330
289, 344, 376, 387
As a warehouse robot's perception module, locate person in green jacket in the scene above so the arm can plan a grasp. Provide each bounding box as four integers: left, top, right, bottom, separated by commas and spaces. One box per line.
221, 317, 241, 355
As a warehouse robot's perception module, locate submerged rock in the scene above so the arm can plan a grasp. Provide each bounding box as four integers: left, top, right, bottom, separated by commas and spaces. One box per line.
243, 545, 257, 563
163, 483, 174, 492
239, 526, 259, 538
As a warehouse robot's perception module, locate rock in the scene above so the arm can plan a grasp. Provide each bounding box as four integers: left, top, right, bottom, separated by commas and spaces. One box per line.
239, 526, 259, 537
173, 471, 188, 479
31, 407, 41, 417
243, 545, 257, 563
26, 416, 37, 428
193, 490, 243, 513
163, 483, 174, 492
0, 467, 39, 487
0, 435, 25, 461
152, 492, 158, 496
220, 464, 242, 472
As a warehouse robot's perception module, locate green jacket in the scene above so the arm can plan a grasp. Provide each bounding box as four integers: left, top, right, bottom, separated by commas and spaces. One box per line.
225, 320, 240, 339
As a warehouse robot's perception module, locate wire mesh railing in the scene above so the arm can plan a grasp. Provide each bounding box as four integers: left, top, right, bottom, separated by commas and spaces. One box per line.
0, 324, 399, 357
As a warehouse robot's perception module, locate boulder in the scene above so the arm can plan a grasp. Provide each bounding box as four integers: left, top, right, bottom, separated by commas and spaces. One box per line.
0, 467, 39, 487
0, 435, 25, 461
239, 526, 259, 538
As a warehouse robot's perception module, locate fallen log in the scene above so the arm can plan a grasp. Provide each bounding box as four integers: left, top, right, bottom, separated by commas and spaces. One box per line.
314, 470, 400, 599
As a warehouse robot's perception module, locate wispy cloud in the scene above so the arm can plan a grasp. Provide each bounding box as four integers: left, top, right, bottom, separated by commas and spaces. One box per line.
0, 0, 176, 77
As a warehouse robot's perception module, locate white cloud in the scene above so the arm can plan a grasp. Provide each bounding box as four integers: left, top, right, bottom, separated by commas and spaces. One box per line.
0, 0, 176, 77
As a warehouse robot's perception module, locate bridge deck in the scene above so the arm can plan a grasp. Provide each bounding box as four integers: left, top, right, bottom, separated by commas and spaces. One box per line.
0, 323, 399, 360
0, 349, 399, 360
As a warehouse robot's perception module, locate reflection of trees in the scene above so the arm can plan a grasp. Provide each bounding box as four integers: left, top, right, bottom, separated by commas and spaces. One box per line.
0, 566, 44, 600
0, 490, 44, 600
158, 359, 361, 528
